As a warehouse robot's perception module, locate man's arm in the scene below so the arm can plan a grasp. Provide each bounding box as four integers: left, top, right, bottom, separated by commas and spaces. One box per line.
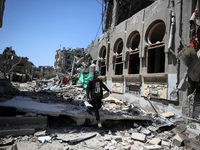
101, 79, 112, 93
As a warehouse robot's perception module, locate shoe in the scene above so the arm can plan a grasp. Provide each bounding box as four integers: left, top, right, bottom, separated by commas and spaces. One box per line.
98, 122, 102, 128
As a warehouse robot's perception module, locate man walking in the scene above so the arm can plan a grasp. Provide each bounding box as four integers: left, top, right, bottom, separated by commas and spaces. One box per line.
86, 70, 112, 128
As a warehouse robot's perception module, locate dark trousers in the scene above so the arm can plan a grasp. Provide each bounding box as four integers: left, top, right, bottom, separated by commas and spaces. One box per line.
89, 96, 102, 122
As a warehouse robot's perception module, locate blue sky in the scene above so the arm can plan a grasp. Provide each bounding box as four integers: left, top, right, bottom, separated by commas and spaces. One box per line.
0, 0, 103, 67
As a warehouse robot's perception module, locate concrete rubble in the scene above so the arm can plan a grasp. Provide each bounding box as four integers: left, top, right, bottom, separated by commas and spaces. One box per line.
0, 115, 199, 149
0, 78, 199, 149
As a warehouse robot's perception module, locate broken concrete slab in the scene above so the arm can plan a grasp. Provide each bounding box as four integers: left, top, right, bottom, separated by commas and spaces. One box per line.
131, 133, 146, 142
0, 96, 151, 125
161, 140, 170, 147
0, 128, 35, 138
172, 124, 186, 134
34, 130, 46, 137
0, 116, 47, 127
143, 145, 163, 150
151, 114, 174, 131
185, 127, 200, 139
139, 127, 151, 135
0, 115, 47, 137
148, 138, 161, 145
160, 112, 174, 118
57, 133, 97, 145
173, 134, 183, 147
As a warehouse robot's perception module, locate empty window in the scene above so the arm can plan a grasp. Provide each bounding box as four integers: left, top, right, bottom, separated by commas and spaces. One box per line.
127, 31, 140, 74
113, 38, 123, 75
146, 21, 166, 73
99, 46, 106, 76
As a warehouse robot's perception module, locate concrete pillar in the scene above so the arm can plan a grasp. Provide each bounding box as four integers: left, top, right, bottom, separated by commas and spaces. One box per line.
111, 0, 118, 28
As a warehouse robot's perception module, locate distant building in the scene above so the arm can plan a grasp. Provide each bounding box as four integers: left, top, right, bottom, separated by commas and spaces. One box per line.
0, 47, 33, 82
32, 65, 55, 79
54, 47, 85, 73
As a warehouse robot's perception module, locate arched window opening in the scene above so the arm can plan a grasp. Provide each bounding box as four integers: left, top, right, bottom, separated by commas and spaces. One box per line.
146, 21, 166, 73
99, 46, 106, 76
148, 22, 166, 44
127, 32, 140, 74
113, 39, 123, 75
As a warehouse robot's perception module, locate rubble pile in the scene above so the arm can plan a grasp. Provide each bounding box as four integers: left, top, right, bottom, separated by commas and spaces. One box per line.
73, 53, 92, 75
0, 76, 199, 150
9, 79, 85, 105
1, 113, 200, 150
102, 96, 144, 117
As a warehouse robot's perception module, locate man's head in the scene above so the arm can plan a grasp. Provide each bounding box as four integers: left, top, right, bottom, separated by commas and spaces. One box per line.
93, 70, 99, 79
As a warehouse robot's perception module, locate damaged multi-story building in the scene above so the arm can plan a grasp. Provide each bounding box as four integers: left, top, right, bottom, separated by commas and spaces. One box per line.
0, 47, 33, 82
54, 47, 85, 74
86, 0, 200, 118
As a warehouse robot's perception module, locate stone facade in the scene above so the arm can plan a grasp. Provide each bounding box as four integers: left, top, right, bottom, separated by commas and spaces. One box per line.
86, 0, 200, 117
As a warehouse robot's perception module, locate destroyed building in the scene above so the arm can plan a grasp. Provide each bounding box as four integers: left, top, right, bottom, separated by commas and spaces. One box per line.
0, 47, 33, 82
54, 47, 85, 74
86, 0, 200, 118
32, 65, 56, 80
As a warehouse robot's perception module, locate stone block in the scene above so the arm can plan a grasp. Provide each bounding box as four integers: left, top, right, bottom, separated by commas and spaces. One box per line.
173, 134, 183, 147
149, 138, 161, 145
143, 145, 163, 150
34, 130, 46, 137
185, 127, 200, 139
131, 133, 146, 142
178, 79, 190, 91
172, 124, 186, 134
140, 127, 151, 135
161, 140, 170, 147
